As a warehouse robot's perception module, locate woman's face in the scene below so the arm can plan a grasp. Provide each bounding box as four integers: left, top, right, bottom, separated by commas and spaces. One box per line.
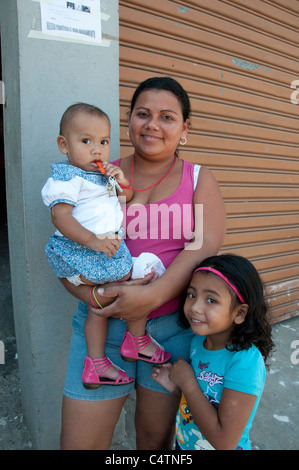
128, 89, 189, 160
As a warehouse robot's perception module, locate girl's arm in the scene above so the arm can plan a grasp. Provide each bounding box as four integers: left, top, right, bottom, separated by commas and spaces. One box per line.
93, 166, 226, 321
170, 358, 257, 450
51, 203, 121, 257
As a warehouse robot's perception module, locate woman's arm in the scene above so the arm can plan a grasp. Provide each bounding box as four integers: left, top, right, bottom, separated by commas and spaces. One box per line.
59, 272, 156, 311
94, 167, 226, 321
169, 358, 257, 450
59, 278, 113, 309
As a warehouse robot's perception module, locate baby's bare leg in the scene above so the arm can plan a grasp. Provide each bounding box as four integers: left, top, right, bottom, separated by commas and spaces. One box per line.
84, 310, 120, 380
84, 310, 108, 359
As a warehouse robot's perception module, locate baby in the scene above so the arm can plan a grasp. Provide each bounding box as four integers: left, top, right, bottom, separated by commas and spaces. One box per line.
42, 103, 170, 389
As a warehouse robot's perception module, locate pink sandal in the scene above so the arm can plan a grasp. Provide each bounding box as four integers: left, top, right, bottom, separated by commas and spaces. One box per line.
82, 356, 134, 389
120, 330, 171, 364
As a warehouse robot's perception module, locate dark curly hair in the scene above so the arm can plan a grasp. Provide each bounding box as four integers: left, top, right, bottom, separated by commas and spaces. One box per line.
179, 254, 275, 366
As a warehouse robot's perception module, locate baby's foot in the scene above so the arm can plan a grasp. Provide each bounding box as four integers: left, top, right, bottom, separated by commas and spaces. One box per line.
82, 356, 134, 389
121, 330, 171, 364
138, 339, 158, 359
99, 361, 121, 381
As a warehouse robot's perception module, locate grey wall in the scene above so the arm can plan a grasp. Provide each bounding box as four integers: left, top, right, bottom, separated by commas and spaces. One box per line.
0, 0, 120, 449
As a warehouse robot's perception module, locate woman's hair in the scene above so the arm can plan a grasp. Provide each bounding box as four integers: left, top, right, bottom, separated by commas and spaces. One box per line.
59, 103, 110, 136
129, 76, 191, 122
179, 254, 275, 365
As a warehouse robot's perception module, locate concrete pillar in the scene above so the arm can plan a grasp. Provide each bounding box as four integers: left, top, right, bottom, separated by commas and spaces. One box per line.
0, 0, 122, 449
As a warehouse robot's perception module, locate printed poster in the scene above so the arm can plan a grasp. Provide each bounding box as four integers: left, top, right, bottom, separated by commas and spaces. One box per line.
40, 0, 101, 41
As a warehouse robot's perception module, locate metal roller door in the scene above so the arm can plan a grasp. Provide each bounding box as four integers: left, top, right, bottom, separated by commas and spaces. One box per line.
119, 0, 299, 323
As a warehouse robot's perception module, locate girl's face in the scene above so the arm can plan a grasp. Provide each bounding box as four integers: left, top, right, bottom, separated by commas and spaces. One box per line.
57, 113, 111, 172
128, 89, 189, 160
184, 272, 246, 349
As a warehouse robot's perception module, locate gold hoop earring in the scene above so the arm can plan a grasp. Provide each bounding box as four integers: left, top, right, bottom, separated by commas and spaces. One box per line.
179, 137, 187, 146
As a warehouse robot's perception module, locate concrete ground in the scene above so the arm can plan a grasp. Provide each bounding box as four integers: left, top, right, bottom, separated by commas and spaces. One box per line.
0, 217, 298, 450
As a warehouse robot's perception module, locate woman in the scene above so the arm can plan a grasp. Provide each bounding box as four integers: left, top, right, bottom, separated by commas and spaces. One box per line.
59, 77, 226, 450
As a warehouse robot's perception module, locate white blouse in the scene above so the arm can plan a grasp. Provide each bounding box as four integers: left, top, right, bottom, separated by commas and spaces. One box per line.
41, 162, 123, 237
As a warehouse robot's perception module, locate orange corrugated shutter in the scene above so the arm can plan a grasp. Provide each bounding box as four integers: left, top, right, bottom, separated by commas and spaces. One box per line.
119, 0, 299, 323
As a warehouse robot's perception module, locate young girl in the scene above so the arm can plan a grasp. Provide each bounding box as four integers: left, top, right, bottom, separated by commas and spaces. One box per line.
152, 253, 274, 450
42, 103, 170, 390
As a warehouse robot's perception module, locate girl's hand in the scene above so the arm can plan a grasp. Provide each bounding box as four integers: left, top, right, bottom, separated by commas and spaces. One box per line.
151, 363, 180, 395
169, 357, 196, 391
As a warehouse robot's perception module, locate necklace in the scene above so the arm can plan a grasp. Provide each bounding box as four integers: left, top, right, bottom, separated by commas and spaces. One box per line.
121, 154, 177, 192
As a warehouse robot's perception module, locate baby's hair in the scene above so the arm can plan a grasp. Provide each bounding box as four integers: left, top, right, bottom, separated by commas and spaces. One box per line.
59, 103, 110, 136
180, 254, 274, 365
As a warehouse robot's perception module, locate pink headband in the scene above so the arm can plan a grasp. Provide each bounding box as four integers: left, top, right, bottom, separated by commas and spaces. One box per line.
194, 267, 245, 303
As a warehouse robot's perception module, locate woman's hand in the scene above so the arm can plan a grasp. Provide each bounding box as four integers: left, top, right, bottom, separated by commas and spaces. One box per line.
59, 271, 158, 320
90, 271, 159, 322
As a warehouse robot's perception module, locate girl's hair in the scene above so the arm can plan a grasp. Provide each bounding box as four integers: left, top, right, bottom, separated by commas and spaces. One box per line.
59, 103, 110, 136
129, 76, 191, 122
180, 254, 274, 365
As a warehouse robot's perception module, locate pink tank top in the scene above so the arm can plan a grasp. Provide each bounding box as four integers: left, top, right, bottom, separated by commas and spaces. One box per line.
113, 159, 196, 319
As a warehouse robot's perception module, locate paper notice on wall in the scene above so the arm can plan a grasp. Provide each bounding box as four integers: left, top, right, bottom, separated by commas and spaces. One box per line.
40, 0, 101, 42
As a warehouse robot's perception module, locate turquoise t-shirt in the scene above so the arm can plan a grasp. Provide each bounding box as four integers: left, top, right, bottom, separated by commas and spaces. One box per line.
176, 335, 266, 450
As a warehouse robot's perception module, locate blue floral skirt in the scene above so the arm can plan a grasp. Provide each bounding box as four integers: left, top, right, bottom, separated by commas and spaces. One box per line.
45, 235, 132, 284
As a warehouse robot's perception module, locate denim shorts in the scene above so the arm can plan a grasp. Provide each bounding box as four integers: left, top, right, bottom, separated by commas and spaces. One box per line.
63, 301, 193, 401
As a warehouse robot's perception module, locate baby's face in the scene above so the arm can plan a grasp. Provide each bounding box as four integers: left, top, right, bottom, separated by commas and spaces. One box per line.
58, 112, 111, 172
